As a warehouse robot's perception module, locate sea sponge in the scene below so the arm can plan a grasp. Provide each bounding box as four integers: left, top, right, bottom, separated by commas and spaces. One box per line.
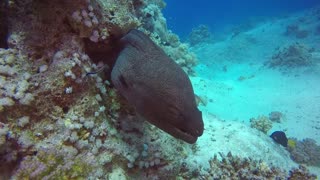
250, 115, 273, 134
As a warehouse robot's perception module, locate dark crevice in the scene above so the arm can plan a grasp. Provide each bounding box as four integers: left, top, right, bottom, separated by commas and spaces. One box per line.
0, 0, 9, 49
83, 38, 122, 80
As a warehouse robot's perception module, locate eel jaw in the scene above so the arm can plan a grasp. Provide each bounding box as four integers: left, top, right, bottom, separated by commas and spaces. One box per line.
161, 122, 200, 144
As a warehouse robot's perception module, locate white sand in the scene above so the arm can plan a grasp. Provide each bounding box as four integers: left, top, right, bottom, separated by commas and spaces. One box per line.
187, 112, 297, 172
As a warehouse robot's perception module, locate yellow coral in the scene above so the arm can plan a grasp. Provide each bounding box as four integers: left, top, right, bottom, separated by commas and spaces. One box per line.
287, 139, 296, 149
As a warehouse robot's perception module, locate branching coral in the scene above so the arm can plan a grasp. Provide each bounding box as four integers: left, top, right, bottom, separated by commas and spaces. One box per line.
288, 165, 317, 180
206, 152, 317, 180
206, 152, 287, 179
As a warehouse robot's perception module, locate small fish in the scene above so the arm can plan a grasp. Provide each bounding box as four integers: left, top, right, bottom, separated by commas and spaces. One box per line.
270, 131, 288, 147
111, 29, 204, 144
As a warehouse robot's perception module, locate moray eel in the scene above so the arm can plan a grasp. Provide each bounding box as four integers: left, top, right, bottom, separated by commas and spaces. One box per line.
111, 29, 204, 144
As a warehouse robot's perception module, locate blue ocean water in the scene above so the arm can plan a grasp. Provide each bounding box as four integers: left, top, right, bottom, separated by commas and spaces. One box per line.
163, 0, 320, 38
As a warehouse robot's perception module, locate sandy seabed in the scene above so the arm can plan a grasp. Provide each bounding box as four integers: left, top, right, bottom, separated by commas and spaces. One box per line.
188, 7, 320, 176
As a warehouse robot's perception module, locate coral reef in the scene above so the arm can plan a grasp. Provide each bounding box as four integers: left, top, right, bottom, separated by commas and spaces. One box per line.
269, 111, 284, 123
284, 24, 309, 39
288, 165, 317, 180
0, 49, 34, 110
266, 42, 314, 70
12, 145, 97, 179
250, 115, 273, 134
205, 152, 316, 179
6, 0, 196, 73
188, 24, 213, 46
287, 138, 320, 167
0, 0, 200, 178
207, 152, 285, 179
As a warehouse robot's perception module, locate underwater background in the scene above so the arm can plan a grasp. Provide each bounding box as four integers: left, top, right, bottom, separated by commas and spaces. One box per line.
1, 0, 320, 179
164, 0, 320, 38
